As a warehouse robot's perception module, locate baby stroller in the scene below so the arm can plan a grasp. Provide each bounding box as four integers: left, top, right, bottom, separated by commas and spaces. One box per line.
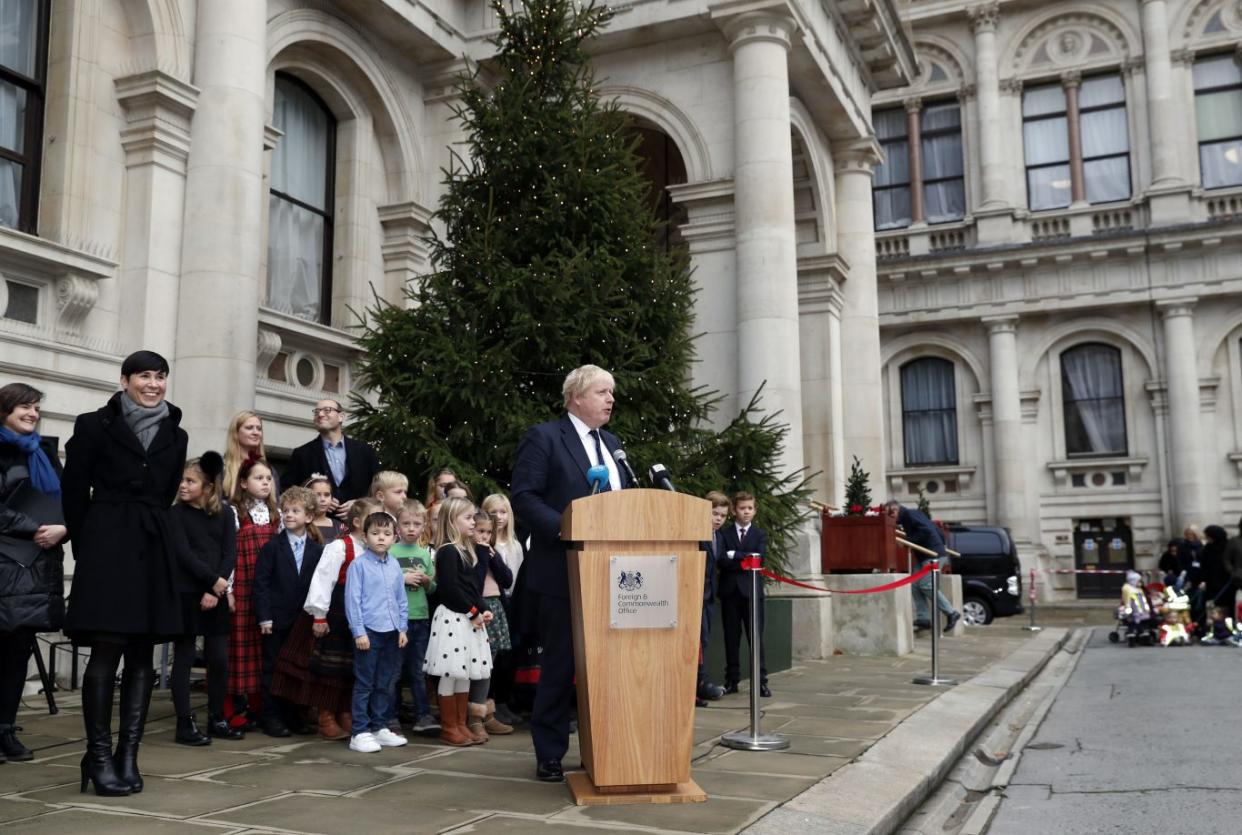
1108, 575, 1161, 646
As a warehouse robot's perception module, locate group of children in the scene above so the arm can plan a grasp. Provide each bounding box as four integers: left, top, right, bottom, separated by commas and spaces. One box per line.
1118, 569, 1242, 647
169, 459, 526, 753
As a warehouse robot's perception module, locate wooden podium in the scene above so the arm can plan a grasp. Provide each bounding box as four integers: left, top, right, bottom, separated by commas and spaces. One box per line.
562, 488, 711, 805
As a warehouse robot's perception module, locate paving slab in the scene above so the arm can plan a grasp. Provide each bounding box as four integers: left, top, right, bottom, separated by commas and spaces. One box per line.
0, 799, 62, 825
0, 808, 234, 833
20, 775, 279, 818
123, 741, 269, 778
363, 772, 573, 816
203, 760, 396, 793
559, 793, 774, 834
202, 791, 481, 833
0, 761, 79, 794
691, 768, 820, 801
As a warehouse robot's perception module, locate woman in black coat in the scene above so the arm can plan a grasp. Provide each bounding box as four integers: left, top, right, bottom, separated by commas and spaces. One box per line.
0, 382, 67, 763
62, 351, 188, 797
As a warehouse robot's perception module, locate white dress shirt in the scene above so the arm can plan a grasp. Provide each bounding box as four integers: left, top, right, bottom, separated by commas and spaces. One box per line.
567, 411, 621, 491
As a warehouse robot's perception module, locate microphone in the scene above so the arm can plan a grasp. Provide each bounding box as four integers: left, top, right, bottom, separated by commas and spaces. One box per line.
587, 465, 609, 495
612, 448, 639, 487
649, 463, 676, 492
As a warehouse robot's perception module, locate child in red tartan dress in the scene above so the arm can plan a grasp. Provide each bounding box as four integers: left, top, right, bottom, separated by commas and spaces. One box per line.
226, 456, 279, 728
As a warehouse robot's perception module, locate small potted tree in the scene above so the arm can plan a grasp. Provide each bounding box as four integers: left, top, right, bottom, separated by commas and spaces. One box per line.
820, 457, 902, 573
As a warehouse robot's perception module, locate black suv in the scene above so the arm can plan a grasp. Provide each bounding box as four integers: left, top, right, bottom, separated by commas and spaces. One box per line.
945, 525, 1024, 625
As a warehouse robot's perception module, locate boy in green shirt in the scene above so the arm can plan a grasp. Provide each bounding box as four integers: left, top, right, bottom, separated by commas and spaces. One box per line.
390, 500, 438, 734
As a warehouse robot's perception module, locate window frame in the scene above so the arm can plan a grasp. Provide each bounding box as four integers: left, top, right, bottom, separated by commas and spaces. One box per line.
873, 106, 912, 231
1077, 75, 1131, 204
0, 0, 51, 234
900, 356, 960, 467
267, 72, 337, 326
1022, 81, 1073, 212
1193, 53, 1242, 190
917, 100, 966, 226
1060, 342, 1128, 459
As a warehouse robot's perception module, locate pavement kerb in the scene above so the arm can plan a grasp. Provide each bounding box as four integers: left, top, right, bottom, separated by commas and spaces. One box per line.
741, 627, 1070, 835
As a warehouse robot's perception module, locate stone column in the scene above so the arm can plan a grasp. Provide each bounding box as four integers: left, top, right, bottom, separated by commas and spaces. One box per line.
984, 315, 1026, 539
1158, 299, 1206, 528
834, 141, 886, 489
726, 12, 804, 475
969, 2, 1004, 211
904, 97, 925, 225
1140, 0, 1183, 189
1062, 72, 1086, 206
174, 0, 267, 445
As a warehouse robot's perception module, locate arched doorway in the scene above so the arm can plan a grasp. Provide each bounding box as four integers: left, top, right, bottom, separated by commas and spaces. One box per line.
626, 122, 689, 253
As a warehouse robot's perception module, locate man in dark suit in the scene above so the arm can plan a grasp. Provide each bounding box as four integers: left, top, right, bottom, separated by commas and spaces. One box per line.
511, 365, 633, 783
282, 399, 381, 519
254, 489, 324, 736
716, 491, 771, 697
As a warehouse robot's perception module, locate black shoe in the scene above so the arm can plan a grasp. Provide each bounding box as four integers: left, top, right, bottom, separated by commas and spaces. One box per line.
943, 612, 961, 634
261, 719, 291, 738
0, 725, 33, 761
695, 697, 709, 707
114, 666, 154, 793
759, 684, 772, 698
287, 719, 314, 736
80, 674, 131, 797
914, 620, 932, 631
697, 681, 725, 701
536, 759, 565, 782
208, 714, 243, 740
175, 715, 211, 746
722, 681, 739, 695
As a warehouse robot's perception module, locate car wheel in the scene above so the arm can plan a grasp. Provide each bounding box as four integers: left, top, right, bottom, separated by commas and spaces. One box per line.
962, 597, 993, 625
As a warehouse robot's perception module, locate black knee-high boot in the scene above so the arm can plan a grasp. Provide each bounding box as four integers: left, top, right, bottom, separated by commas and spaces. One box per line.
79, 673, 130, 796
114, 666, 154, 793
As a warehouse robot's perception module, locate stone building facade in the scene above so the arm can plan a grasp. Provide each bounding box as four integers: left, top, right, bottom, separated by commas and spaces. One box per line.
875, 0, 1242, 598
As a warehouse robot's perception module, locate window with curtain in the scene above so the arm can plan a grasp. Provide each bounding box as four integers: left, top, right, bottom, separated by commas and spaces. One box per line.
268, 74, 335, 324
1194, 54, 1242, 189
0, 0, 49, 233
1061, 343, 1126, 457
901, 357, 958, 466
873, 108, 911, 230
1079, 74, 1130, 203
920, 102, 966, 224
1023, 83, 1072, 211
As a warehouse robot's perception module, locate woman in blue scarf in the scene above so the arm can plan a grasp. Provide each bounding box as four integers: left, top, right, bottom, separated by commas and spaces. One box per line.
0, 382, 66, 764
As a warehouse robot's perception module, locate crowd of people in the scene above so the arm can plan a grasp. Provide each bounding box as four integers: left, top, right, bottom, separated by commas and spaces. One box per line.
0, 355, 773, 791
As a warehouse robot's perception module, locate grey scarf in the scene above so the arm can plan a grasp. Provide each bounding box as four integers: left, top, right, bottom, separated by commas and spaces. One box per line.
119, 392, 169, 450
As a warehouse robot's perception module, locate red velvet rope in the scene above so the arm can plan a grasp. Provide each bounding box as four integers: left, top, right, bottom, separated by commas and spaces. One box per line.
759, 561, 936, 595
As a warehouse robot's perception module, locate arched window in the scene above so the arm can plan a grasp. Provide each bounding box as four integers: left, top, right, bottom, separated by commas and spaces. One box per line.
1061, 343, 1126, 456
901, 357, 958, 466
0, 0, 49, 233
267, 74, 335, 324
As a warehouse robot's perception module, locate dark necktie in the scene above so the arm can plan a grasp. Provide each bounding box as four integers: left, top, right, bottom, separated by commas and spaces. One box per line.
589, 429, 611, 492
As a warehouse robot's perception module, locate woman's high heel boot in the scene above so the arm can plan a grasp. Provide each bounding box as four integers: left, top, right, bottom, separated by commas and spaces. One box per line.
114, 666, 154, 793
79, 674, 130, 797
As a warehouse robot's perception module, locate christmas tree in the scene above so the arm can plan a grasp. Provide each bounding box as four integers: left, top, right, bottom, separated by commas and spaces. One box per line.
349, 0, 810, 573
844, 456, 872, 515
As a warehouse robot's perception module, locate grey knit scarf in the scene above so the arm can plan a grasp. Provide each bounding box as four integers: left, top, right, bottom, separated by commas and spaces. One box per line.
119, 392, 169, 450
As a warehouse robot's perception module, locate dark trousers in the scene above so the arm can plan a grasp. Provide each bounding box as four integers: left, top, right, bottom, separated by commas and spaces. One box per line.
531, 592, 575, 763
394, 618, 431, 720
0, 629, 34, 725
719, 588, 767, 685
260, 627, 294, 723
353, 629, 399, 735
171, 633, 228, 718
697, 602, 713, 682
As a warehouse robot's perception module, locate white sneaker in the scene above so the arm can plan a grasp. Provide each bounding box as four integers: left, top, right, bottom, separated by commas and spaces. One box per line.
349, 732, 381, 753
374, 728, 408, 747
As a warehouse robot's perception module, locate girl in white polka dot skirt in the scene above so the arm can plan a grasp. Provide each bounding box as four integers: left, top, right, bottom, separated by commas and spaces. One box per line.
423, 496, 492, 746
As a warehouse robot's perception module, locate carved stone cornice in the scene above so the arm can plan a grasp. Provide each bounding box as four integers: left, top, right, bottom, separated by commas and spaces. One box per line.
833, 139, 883, 174
1060, 70, 1082, 88
1155, 297, 1197, 319
968, 2, 999, 34
1169, 48, 1195, 66
982, 314, 1018, 335
55, 275, 99, 334
998, 78, 1023, 96
903, 96, 923, 113
721, 11, 796, 54
377, 201, 435, 281
263, 123, 284, 152
114, 70, 199, 173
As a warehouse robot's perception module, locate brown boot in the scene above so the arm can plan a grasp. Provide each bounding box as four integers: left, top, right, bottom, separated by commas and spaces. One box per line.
318, 709, 348, 741
337, 711, 352, 736
466, 702, 489, 743
437, 695, 472, 747
483, 699, 513, 735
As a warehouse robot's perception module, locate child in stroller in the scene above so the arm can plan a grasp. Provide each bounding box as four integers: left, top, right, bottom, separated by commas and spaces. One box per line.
1109, 570, 1160, 646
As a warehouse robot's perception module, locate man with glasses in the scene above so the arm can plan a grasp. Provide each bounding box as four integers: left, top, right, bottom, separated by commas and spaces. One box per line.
283, 399, 382, 519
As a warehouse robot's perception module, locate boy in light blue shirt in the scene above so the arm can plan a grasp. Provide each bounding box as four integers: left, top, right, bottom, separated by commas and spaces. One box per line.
345, 512, 409, 753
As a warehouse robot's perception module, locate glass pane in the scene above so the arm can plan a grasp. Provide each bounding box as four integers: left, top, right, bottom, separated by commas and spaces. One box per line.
2, 278, 37, 323
0, 79, 28, 153
874, 186, 911, 230
0, 0, 38, 77
902, 358, 955, 409
271, 77, 332, 210
1193, 55, 1242, 91
1195, 89, 1242, 143
922, 102, 960, 132
922, 132, 963, 179
1200, 139, 1242, 188
904, 410, 958, 465
1065, 397, 1126, 455
1023, 84, 1066, 118
1079, 74, 1124, 109
874, 139, 909, 187
873, 108, 907, 140
1024, 116, 1069, 165
267, 194, 325, 322
1028, 164, 1072, 211
925, 179, 965, 223
0, 156, 20, 228
1081, 107, 1129, 157
1085, 156, 1131, 203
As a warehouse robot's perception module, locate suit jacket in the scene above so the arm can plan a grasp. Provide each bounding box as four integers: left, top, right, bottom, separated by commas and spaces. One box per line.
255, 533, 324, 631
511, 413, 633, 599
282, 434, 381, 503
699, 530, 723, 604
717, 523, 768, 599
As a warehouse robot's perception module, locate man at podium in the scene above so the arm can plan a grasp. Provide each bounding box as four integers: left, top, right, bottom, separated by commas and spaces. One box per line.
511, 365, 633, 783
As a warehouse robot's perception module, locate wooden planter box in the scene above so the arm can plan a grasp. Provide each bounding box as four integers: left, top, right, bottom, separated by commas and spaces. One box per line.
821, 513, 903, 574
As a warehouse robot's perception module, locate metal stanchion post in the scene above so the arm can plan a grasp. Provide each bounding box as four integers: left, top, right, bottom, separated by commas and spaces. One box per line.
722, 555, 789, 752
913, 560, 957, 687
1023, 568, 1042, 632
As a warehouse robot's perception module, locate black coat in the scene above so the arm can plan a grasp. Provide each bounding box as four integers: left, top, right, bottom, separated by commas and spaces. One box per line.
254, 533, 323, 631
0, 436, 65, 633
62, 392, 188, 639
472, 543, 514, 597
282, 434, 381, 504
170, 502, 237, 595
